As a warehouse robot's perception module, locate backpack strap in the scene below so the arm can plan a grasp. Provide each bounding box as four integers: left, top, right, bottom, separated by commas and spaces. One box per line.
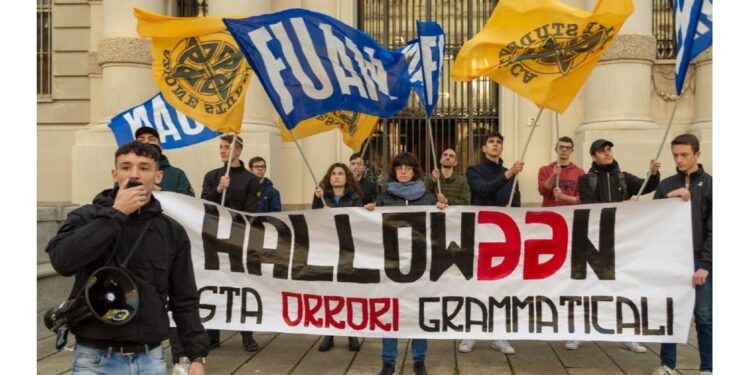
618, 172, 630, 200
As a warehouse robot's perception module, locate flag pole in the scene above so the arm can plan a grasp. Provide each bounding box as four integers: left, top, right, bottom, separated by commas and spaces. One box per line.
426, 116, 442, 195
220, 134, 237, 206
554, 112, 561, 193
507, 106, 545, 207
288, 129, 320, 187
634, 95, 682, 200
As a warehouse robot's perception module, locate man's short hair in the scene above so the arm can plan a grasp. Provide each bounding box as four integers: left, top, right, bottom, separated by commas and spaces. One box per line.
671, 133, 700, 153
349, 152, 363, 162
557, 136, 574, 147
220, 134, 244, 149
115, 141, 161, 169
482, 131, 504, 145
248, 156, 266, 167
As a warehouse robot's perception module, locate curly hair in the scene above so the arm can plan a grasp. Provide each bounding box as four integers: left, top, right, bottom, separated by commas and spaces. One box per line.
114, 141, 161, 170
319, 163, 362, 197
389, 152, 424, 181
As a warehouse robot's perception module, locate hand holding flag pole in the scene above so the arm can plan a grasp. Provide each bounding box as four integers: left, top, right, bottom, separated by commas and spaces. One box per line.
635, 0, 711, 200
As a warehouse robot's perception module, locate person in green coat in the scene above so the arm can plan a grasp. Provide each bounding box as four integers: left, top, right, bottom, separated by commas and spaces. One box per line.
135, 127, 194, 196
424, 147, 470, 206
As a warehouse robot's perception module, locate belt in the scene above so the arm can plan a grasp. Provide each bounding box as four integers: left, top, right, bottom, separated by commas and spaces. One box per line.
77, 337, 161, 355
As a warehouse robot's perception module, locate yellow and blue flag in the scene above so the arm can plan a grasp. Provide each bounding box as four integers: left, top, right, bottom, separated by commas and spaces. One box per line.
451, 0, 633, 113
278, 111, 379, 151
134, 8, 252, 134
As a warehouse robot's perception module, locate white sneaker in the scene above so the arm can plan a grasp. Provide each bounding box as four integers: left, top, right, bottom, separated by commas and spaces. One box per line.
458, 339, 475, 353
564, 340, 580, 350
491, 339, 515, 355
621, 341, 647, 353
650, 365, 675, 375
699, 372, 712, 375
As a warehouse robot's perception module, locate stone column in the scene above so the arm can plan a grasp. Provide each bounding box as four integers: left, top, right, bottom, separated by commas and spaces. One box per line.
71, 0, 163, 204
575, 0, 662, 185
688, 49, 712, 172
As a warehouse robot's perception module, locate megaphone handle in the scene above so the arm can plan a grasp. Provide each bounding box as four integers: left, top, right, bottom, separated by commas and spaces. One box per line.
55, 326, 70, 350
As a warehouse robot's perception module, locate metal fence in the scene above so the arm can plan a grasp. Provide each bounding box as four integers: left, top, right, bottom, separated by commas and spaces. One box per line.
358, 0, 500, 178
37, 0, 52, 97
653, 0, 676, 59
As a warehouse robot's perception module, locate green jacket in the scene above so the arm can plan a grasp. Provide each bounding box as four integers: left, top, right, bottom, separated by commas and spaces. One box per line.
424, 171, 471, 205
159, 155, 194, 196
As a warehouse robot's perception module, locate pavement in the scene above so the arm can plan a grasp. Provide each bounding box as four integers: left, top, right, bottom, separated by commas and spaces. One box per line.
37, 327, 703, 374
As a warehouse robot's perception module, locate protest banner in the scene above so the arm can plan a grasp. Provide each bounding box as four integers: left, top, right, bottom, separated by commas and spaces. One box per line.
156, 192, 694, 342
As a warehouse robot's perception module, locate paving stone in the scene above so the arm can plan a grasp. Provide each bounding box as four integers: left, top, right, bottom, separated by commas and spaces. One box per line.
507, 340, 568, 375
294, 335, 360, 375
595, 341, 661, 375
233, 333, 317, 374
402, 339, 455, 375
348, 337, 407, 375
454, 340, 513, 375
550, 339, 621, 371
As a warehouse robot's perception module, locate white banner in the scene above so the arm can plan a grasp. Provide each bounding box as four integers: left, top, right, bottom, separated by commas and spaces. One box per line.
155, 192, 695, 343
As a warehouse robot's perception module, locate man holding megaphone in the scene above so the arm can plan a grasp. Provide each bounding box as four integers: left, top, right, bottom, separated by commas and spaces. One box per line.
46, 141, 209, 375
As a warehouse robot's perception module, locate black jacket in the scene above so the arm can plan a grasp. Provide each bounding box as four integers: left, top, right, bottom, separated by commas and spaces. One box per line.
312, 189, 364, 208
466, 156, 521, 207
46, 187, 209, 360
357, 178, 377, 205
654, 165, 712, 272
201, 160, 261, 212
578, 160, 660, 204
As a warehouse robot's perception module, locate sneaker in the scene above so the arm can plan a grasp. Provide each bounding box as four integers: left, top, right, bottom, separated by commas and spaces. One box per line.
347, 337, 361, 351
564, 340, 580, 350
458, 339, 475, 353
242, 334, 258, 352
620, 341, 647, 353
413, 360, 428, 375
378, 362, 395, 375
318, 336, 334, 352
699, 372, 712, 375
491, 339, 515, 355
650, 365, 675, 375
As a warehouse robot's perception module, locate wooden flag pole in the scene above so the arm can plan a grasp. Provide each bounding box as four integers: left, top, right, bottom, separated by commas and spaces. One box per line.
507, 106, 545, 207
220, 134, 237, 206
634, 95, 682, 200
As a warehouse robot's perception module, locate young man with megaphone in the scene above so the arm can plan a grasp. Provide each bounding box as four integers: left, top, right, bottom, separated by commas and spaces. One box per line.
46, 141, 209, 375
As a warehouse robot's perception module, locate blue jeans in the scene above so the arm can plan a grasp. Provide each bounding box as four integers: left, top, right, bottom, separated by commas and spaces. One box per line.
660, 264, 712, 371
72, 343, 167, 375
381, 338, 427, 364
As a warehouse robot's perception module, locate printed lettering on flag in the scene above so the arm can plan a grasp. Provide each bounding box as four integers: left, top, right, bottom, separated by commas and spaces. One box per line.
108, 93, 221, 149
416, 21, 445, 117
224, 9, 412, 130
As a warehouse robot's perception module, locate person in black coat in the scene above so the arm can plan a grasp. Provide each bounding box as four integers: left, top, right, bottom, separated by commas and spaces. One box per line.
466, 131, 523, 207
364, 152, 445, 375
312, 163, 363, 353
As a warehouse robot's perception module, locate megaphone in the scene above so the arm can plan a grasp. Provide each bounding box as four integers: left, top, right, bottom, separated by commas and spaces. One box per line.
44, 266, 140, 349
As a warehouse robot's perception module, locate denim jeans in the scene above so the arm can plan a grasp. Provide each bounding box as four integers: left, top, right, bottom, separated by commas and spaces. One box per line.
660, 263, 712, 371
381, 338, 427, 364
72, 343, 167, 375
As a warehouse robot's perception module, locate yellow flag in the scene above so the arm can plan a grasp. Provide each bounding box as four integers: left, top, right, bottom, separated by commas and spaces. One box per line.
279, 111, 379, 151
451, 0, 633, 113
134, 8, 252, 134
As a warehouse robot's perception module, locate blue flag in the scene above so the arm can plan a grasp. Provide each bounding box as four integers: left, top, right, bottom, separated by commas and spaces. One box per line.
415, 21, 445, 117
675, 0, 712, 94
224, 9, 412, 130
108, 93, 221, 149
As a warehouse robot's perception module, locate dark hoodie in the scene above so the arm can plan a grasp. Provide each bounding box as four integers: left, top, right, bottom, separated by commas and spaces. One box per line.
655, 165, 712, 272
159, 154, 194, 196
578, 160, 660, 204
201, 160, 261, 212
46, 187, 209, 360
466, 156, 521, 207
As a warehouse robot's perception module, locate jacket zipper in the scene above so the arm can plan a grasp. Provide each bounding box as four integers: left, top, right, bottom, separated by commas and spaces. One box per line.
606, 172, 612, 202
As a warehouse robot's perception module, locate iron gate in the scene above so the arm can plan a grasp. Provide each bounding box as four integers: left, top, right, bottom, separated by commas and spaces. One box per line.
357, 0, 500, 180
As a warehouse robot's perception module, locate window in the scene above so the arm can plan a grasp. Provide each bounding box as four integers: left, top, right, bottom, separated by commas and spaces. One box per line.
37, 0, 52, 96
653, 0, 676, 59
177, 0, 207, 17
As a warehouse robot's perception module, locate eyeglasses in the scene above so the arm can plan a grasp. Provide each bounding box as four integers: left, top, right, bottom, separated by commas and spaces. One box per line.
396, 165, 414, 171
557, 145, 573, 151
252, 165, 266, 169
